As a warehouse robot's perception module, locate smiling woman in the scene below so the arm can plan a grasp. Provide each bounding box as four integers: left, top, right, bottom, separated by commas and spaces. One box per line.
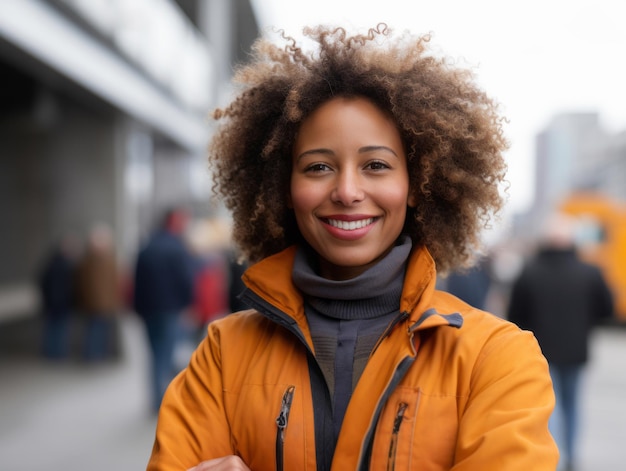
146, 24, 558, 471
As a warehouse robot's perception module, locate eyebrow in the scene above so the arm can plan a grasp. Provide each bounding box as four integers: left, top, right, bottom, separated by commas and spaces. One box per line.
360, 145, 398, 157
295, 145, 398, 161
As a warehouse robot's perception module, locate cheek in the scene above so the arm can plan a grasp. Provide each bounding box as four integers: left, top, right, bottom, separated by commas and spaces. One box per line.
385, 183, 412, 209
289, 181, 316, 216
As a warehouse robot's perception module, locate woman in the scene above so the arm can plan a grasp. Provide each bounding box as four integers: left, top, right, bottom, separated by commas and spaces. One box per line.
147, 24, 558, 471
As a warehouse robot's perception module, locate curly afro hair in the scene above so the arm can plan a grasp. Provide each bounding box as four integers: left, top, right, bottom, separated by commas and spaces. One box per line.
209, 24, 508, 273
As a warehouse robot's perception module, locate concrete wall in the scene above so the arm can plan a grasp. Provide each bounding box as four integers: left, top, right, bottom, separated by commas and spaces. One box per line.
0, 0, 261, 323
0, 87, 200, 320
0, 91, 117, 279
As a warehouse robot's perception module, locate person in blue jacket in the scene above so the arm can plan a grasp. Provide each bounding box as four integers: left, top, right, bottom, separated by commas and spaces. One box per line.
133, 207, 195, 411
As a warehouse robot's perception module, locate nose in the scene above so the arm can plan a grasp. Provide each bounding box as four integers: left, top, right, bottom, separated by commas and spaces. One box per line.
331, 169, 365, 205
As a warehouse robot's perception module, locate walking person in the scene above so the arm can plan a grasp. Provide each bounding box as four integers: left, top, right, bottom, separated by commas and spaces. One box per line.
75, 223, 121, 362
147, 24, 558, 470
37, 232, 80, 359
133, 207, 195, 412
508, 212, 614, 471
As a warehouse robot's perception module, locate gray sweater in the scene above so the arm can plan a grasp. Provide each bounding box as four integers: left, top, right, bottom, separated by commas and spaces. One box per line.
291, 235, 412, 440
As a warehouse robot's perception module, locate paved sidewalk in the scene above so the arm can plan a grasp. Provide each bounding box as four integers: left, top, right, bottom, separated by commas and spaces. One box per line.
0, 315, 157, 471
577, 327, 626, 470
1, 317, 625, 470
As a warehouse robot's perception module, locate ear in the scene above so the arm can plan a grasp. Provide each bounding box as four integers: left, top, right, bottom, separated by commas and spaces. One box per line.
407, 192, 417, 208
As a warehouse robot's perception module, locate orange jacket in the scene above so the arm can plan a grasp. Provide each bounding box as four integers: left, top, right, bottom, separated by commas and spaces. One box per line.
148, 245, 558, 470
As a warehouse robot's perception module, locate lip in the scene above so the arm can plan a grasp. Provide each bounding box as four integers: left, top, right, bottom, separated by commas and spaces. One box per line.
319, 214, 379, 241
322, 214, 376, 221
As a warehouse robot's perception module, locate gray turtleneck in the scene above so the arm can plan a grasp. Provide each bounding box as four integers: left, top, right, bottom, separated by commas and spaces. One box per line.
291, 235, 412, 440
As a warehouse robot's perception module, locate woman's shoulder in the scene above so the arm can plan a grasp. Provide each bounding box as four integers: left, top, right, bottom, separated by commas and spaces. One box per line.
431, 289, 530, 347
207, 309, 293, 346
209, 309, 268, 330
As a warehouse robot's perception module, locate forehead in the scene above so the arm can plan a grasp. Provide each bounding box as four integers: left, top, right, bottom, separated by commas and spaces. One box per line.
294, 96, 403, 149
302, 96, 392, 124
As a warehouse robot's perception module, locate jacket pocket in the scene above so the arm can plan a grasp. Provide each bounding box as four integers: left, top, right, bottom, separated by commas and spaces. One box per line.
275, 385, 295, 471
372, 388, 459, 470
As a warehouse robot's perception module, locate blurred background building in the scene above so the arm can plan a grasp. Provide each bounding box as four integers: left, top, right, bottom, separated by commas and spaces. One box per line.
506, 113, 626, 322
0, 0, 259, 324
514, 112, 626, 239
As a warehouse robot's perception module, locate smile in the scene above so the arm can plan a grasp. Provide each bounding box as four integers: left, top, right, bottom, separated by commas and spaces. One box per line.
325, 217, 375, 231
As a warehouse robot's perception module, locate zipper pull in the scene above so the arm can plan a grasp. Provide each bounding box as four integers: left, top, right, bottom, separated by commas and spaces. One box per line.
275, 386, 295, 471
276, 385, 296, 432
392, 402, 408, 433
387, 402, 409, 471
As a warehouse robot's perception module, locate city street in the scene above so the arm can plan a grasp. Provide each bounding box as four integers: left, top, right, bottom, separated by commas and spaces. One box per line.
0, 315, 157, 471
1, 316, 625, 470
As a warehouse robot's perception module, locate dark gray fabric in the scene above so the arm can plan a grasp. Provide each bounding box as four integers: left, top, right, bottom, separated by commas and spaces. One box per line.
292, 235, 412, 320
291, 236, 412, 441
507, 246, 614, 364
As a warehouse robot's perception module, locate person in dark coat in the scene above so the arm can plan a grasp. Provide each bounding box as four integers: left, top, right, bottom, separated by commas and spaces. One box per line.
507, 212, 614, 471
38, 233, 80, 359
133, 207, 195, 412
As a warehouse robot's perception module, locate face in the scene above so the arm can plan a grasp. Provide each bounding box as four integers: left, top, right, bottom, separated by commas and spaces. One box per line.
290, 96, 416, 280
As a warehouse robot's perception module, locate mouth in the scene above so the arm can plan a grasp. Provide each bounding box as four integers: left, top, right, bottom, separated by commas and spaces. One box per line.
324, 217, 376, 231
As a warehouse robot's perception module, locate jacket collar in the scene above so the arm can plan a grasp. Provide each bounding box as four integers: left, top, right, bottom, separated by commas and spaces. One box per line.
400, 247, 463, 331
241, 244, 462, 336
241, 245, 305, 319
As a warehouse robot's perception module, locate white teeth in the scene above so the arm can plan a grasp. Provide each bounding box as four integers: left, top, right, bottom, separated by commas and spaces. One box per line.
327, 218, 374, 230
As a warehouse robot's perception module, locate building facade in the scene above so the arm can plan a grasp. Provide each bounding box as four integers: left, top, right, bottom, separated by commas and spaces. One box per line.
0, 0, 259, 320
514, 112, 626, 242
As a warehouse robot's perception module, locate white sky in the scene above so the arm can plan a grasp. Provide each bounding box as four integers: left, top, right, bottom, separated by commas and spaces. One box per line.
250, 0, 626, 220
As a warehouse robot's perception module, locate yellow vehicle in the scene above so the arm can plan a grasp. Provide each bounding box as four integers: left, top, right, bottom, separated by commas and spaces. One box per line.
559, 192, 626, 322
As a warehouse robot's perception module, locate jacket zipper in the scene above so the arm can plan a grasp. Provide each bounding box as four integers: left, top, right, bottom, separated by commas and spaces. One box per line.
386, 402, 408, 471
358, 354, 416, 471
243, 289, 334, 470
275, 385, 295, 471
244, 289, 419, 470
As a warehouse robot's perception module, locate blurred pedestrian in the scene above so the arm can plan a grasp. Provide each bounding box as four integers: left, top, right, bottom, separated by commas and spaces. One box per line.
443, 255, 492, 310
191, 252, 228, 327
37, 232, 80, 359
507, 212, 614, 471
186, 217, 231, 328
133, 207, 195, 412
75, 223, 121, 362
184, 218, 231, 356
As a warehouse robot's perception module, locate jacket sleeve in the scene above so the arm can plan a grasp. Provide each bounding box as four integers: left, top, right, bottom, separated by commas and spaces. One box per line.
453, 323, 559, 470
147, 322, 233, 471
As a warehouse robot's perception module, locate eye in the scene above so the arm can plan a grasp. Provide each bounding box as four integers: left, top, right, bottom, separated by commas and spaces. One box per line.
365, 160, 391, 171
305, 163, 332, 173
